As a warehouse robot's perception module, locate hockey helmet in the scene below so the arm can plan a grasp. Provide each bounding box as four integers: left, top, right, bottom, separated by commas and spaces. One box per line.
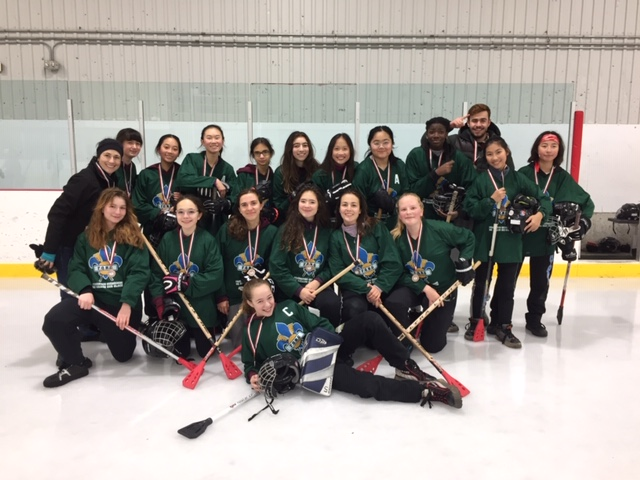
142, 319, 187, 358
258, 353, 300, 399
615, 203, 640, 221
506, 194, 540, 234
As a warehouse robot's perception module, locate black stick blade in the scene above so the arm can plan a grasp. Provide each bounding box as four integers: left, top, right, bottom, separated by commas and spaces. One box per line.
177, 418, 213, 439
557, 306, 563, 325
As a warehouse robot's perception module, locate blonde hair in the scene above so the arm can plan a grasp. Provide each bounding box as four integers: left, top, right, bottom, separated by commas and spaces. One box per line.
390, 192, 424, 240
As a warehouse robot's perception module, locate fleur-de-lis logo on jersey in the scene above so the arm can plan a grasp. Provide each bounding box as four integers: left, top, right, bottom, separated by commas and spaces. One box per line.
234, 247, 264, 273
88, 246, 123, 280
294, 242, 324, 277
152, 184, 173, 210
351, 246, 378, 280
276, 321, 305, 353
405, 252, 436, 281
495, 197, 510, 225
169, 254, 199, 276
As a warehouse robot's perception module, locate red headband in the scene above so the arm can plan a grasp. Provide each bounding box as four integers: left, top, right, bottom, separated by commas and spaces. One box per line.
541, 133, 559, 143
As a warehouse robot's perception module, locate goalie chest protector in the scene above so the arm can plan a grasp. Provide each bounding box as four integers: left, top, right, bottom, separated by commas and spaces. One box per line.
300, 327, 343, 396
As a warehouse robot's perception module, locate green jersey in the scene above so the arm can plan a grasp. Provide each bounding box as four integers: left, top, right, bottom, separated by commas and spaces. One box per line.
132, 162, 180, 235
115, 162, 138, 198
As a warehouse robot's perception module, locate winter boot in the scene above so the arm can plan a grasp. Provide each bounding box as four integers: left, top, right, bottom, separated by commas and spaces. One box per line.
395, 358, 436, 382
447, 322, 459, 333
495, 324, 522, 348
43, 363, 90, 388
464, 318, 481, 341
525, 314, 548, 337
420, 380, 463, 409
58, 357, 93, 371
486, 322, 499, 335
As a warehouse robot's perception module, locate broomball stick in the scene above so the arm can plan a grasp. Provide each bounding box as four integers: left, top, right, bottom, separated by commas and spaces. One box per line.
298, 262, 356, 306
445, 190, 459, 223
557, 211, 581, 325
356, 261, 480, 374
38, 272, 197, 372
142, 234, 242, 382
178, 391, 260, 439
378, 303, 470, 397
474, 202, 501, 342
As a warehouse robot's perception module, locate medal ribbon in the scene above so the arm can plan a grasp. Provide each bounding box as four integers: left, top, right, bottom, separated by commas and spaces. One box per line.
405, 222, 423, 270
102, 241, 117, 266
246, 314, 264, 365
342, 230, 361, 267
158, 164, 176, 206
123, 163, 133, 197
95, 162, 115, 187
302, 226, 318, 264
429, 149, 443, 169
202, 157, 218, 177
255, 167, 270, 185
179, 229, 195, 273
487, 169, 505, 191
370, 157, 391, 190
247, 225, 261, 267
330, 168, 347, 185
534, 163, 555, 195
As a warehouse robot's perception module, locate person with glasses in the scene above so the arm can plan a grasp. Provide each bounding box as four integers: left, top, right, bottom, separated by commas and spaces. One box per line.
353, 126, 408, 231
149, 195, 224, 358
215, 188, 278, 347
233, 138, 279, 225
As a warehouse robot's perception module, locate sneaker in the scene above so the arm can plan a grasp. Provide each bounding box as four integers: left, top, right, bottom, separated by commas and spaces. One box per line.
495, 324, 522, 348
526, 323, 548, 337
447, 323, 459, 333
395, 358, 436, 382
464, 319, 480, 341
43, 364, 89, 388
420, 380, 463, 409
58, 357, 93, 370
486, 324, 498, 335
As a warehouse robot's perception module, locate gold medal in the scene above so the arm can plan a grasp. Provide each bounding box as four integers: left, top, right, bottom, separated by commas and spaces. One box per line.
412, 274, 420, 282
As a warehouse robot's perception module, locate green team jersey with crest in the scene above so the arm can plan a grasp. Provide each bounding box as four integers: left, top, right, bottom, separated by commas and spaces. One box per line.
328, 222, 403, 294
231, 165, 274, 206
115, 162, 138, 198
311, 165, 357, 191
149, 227, 224, 328
132, 163, 181, 236
463, 168, 552, 263
175, 152, 237, 195
215, 223, 277, 305
241, 300, 334, 381
269, 224, 334, 299
518, 164, 595, 257
394, 219, 475, 295
405, 147, 476, 220
67, 232, 149, 308
352, 156, 408, 230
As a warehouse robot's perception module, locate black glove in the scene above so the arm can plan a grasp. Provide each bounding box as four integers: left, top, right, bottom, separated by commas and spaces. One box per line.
255, 179, 273, 200
454, 258, 475, 286
558, 239, 577, 262
373, 188, 396, 214
153, 211, 177, 233
162, 297, 182, 321
163, 272, 190, 295
203, 198, 232, 215
261, 205, 280, 224
568, 217, 591, 241
29, 243, 44, 258
33, 259, 56, 275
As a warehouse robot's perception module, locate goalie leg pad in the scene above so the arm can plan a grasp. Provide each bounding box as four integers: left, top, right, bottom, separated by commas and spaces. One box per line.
300, 327, 343, 396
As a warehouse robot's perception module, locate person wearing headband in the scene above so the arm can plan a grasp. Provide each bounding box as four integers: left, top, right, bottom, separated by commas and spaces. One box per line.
518, 131, 594, 337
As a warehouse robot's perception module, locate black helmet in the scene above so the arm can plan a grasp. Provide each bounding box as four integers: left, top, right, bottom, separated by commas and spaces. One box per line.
258, 353, 300, 399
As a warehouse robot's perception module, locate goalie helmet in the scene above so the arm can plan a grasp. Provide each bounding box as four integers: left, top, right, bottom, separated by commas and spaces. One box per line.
432, 184, 465, 216
615, 203, 640, 221
506, 194, 540, 234
258, 353, 300, 400
142, 319, 187, 358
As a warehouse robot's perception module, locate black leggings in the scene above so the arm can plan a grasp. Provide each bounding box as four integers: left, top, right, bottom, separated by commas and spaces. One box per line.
519, 254, 554, 325
332, 311, 424, 403
471, 261, 520, 326
43, 298, 142, 365
174, 326, 217, 358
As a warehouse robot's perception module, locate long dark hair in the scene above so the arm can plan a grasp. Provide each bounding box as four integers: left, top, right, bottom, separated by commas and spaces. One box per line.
337, 187, 377, 237
280, 184, 330, 252
320, 133, 356, 181
527, 131, 566, 167
280, 131, 318, 193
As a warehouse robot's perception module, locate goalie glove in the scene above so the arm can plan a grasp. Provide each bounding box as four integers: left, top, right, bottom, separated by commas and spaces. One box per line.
373, 188, 396, 214
163, 272, 190, 295
568, 217, 591, 241
557, 239, 578, 262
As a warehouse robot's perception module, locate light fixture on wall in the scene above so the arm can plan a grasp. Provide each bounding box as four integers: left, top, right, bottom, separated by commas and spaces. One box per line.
44, 60, 61, 72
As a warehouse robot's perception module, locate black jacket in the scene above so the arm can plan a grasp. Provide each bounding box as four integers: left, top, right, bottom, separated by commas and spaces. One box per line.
43, 158, 117, 253
448, 123, 515, 172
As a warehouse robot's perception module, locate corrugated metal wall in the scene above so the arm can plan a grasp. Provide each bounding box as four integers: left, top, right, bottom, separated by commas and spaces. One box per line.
1, 0, 639, 123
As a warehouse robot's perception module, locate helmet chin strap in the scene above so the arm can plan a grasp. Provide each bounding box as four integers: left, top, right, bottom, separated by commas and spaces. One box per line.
248, 393, 279, 422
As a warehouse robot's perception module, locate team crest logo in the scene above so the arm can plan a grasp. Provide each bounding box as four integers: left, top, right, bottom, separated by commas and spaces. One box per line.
405, 253, 436, 281
495, 197, 510, 225
294, 242, 324, 277
351, 246, 378, 280
169, 254, 199, 276
276, 321, 305, 353
88, 246, 123, 280
234, 247, 265, 274
152, 184, 173, 210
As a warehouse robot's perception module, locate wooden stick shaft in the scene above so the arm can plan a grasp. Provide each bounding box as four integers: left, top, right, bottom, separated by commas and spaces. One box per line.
445, 190, 458, 223
298, 262, 356, 305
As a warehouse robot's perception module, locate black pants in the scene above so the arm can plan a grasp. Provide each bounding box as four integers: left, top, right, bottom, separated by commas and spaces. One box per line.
519, 254, 554, 325
53, 246, 74, 300
302, 289, 342, 328
174, 326, 216, 358
340, 288, 409, 330
332, 311, 423, 403
471, 261, 520, 326
43, 298, 142, 365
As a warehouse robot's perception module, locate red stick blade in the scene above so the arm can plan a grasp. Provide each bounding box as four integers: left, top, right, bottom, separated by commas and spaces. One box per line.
473, 319, 485, 342
444, 373, 471, 397
177, 357, 198, 371
182, 363, 205, 389
219, 353, 243, 380
356, 355, 383, 373
229, 345, 242, 358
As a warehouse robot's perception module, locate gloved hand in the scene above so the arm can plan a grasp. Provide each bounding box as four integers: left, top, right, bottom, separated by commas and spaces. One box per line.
255, 179, 273, 200
568, 217, 591, 241
203, 198, 232, 215
558, 239, 578, 262
162, 297, 182, 321
153, 211, 178, 233
373, 188, 396, 214
163, 272, 190, 295
261, 205, 280, 224
454, 258, 475, 286
325, 180, 352, 211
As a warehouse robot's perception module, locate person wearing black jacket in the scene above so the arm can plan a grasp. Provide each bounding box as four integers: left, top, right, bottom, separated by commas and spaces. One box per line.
38, 139, 123, 293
